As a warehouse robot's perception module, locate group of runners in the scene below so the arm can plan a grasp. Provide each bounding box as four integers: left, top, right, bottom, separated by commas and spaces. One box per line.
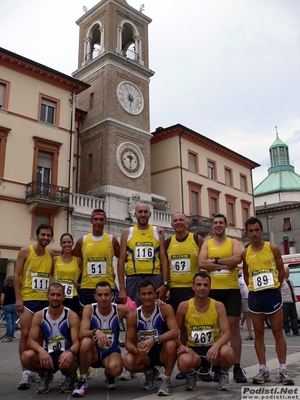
12, 203, 294, 396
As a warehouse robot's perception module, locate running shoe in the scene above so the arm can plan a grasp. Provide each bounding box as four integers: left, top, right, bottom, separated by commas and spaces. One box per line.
157, 376, 171, 396
185, 373, 197, 391
37, 371, 54, 394
279, 370, 294, 385
253, 369, 270, 384
72, 377, 88, 397
217, 372, 230, 391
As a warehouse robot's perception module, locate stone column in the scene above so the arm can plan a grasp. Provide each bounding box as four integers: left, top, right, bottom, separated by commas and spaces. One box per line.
6, 259, 15, 278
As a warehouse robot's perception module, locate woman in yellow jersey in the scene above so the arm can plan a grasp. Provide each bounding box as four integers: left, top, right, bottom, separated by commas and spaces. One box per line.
52, 233, 82, 315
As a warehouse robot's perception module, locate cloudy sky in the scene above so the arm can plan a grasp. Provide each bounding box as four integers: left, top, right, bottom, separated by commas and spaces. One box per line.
1, 0, 300, 187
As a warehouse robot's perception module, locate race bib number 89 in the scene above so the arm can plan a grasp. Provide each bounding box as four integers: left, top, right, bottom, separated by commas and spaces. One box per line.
253, 271, 274, 291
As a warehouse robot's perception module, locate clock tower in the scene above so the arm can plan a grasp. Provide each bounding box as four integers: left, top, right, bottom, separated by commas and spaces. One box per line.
73, 0, 154, 210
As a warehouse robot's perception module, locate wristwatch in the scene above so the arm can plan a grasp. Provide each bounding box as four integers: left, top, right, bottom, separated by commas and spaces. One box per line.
153, 335, 160, 344
163, 281, 169, 287
214, 258, 219, 264
68, 349, 77, 357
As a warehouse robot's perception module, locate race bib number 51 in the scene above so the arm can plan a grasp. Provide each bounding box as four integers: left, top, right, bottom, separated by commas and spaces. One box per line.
87, 258, 106, 276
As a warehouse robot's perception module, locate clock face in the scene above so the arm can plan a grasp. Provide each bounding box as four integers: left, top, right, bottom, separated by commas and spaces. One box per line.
116, 142, 145, 179
117, 81, 144, 115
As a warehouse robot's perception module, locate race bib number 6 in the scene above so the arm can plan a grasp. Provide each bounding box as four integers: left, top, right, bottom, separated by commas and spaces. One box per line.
57, 279, 74, 298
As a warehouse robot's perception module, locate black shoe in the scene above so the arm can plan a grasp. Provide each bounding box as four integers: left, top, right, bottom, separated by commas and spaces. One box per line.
176, 372, 186, 380
234, 367, 247, 383
199, 373, 213, 382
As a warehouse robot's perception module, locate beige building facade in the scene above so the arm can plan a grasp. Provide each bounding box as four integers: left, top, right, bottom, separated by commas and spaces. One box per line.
0, 47, 89, 283
151, 124, 259, 237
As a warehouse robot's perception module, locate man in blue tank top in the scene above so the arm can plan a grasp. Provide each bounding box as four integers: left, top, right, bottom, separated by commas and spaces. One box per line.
20, 283, 80, 394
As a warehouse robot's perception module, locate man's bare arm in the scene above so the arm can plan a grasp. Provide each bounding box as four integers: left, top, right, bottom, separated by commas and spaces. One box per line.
14, 246, 30, 312
271, 244, 285, 287
117, 229, 129, 302
72, 237, 83, 258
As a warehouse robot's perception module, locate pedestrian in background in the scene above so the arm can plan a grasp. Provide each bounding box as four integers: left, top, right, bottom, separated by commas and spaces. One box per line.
281, 266, 300, 337
1, 275, 18, 342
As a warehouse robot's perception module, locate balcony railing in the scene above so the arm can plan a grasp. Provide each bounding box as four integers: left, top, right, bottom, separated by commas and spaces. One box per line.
25, 182, 69, 204
187, 215, 213, 232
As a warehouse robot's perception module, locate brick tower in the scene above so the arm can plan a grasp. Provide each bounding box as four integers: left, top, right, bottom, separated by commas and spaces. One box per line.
73, 0, 154, 209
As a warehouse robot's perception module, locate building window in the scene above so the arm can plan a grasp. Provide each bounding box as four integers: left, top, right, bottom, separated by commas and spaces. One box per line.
211, 197, 218, 216
37, 152, 52, 197
242, 207, 249, 226
88, 154, 93, 171
207, 188, 220, 217
240, 174, 247, 192
188, 181, 202, 216
0, 79, 10, 110
225, 194, 237, 227
225, 168, 232, 186
191, 191, 199, 215
32, 209, 54, 237
32, 137, 62, 186
283, 217, 291, 231
208, 161, 215, 180
241, 200, 251, 226
188, 151, 197, 173
90, 92, 94, 109
39, 94, 60, 125
0, 127, 11, 177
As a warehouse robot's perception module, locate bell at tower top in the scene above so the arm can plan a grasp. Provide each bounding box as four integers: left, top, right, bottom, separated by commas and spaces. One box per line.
75, 0, 152, 70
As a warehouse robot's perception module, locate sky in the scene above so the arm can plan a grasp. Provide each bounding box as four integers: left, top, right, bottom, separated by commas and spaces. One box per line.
1, 0, 300, 188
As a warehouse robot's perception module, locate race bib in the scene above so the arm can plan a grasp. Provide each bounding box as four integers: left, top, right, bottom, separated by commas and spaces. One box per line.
57, 279, 74, 298
138, 329, 157, 342
191, 326, 214, 346
135, 243, 154, 260
87, 258, 106, 276
31, 272, 49, 292
171, 255, 191, 274
48, 335, 65, 353
253, 271, 274, 291
210, 269, 229, 276
98, 329, 114, 348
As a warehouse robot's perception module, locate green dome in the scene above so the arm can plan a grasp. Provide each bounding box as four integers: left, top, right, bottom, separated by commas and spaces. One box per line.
254, 134, 300, 196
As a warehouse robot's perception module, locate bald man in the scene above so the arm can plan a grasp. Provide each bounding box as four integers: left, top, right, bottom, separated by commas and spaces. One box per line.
117, 203, 169, 306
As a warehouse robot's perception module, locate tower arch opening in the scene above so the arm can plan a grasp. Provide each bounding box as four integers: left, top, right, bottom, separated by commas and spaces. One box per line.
84, 22, 104, 64
117, 20, 143, 65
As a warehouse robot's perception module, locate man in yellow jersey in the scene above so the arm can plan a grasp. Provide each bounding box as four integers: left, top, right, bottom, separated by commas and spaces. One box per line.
198, 213, 247, 383
14, 223, 54, 390
176, 272, 234, 392
242, 217, 294, 386
166, 212, 205, 380
117, 203, 169, 306
72, 209, 120, 307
